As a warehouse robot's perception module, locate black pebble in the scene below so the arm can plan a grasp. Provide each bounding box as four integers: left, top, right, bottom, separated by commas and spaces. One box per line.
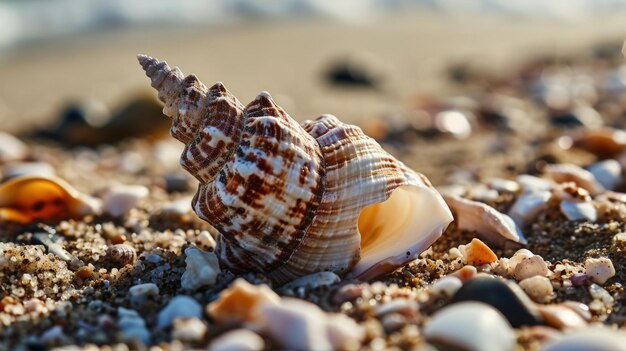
450, 277, 543, 328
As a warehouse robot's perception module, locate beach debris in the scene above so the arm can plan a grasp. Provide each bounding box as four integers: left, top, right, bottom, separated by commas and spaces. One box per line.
462, 238, 498, 266
117, 307, 151, 345
180, 247, 220, 291
571, 127, 626, 158
102, 184, 148, 217
0, 132, 27, 163
508, 190, 552, 227
138, 55, 453, 283
587, 160, 621, 190
129, 283, 159, 309
430, 276, 463, 297
281, 271, 341, 291
584, 257, 615, 285
538, 304, 587, 330
559, 200, 597, 222
2, 162, 56, 180
171, 317, 207, 343
324, 52, 386, 88
543, 163, 604, 195
0, 175, 100, 224
542, 327, 626, 351
444, 194, 526, 246
157, 295, 202, 329
106, 244, 137, 268
513, 255, 551, 281
423, 302, 516, 351
518, 276, 553, 303
207, 279, 281, 326
451, 277, 543, 327
208, 329, 265, 351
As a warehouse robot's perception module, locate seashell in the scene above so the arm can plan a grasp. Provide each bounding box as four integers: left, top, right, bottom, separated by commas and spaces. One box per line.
138, 55, 453, 283
106, 244, 137, 268
443, 194, 526, 246
543, 163, 604, 195
0, 175, 100, 224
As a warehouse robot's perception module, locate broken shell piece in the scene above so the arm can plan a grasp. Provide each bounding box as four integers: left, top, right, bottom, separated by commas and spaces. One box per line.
463, 238, 498, 266
560, 200, 597, 222
180, 247, 221, 291
0, 175, 100, 224
508, 191, 552, 227
543, 164, 604, 195
516, 175, 555, 193
207, 278, 280, 326
444, 194, 526, 246
588, 160, 621, 191
138, 55, 453, 283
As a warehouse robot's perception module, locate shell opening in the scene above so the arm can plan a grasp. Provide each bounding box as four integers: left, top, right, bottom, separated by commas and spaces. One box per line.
352, 185, 452, 280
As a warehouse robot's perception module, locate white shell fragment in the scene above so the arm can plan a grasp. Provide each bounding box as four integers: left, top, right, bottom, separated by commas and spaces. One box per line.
423, 302, 516, 351
102, 184, 149, 217
443, 194, 526, 246
157, 295, 202, 329
208, 329, 265, 351
509, 190, 552, 227
517, 174, 555, 193
181, 247, 221, 291
584, 257, 616, 285
487, 177, 520, 193
118, 307, 151, 344
560, 200, 597, 222
281, 271, 341, 290
588, 160, 622, 191
544, 163, 604, 195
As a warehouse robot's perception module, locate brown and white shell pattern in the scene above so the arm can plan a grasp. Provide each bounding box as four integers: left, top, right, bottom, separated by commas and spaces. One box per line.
138, 55, 453, 283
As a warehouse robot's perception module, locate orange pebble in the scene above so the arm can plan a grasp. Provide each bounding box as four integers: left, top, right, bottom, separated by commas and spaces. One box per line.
464, 238, 498, 266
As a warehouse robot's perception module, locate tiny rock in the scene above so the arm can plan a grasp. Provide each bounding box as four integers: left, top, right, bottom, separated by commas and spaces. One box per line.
431, 276, 463, 297
207, 278, 280, 326
208, 329, 265, 351
518, 276, 553, 303
102, 184, 149, 217
0, 132, 27, 163
181, 247, 220, 291
157, 296, 202, 329
538, 304, 587, 330
118, 307, 151, 345
584, 257, 616, 285
588, 160, 622, 191
560, 200, 597, 222
281, 271, 341, 291
464, 238, 498, 266
542, 327, 626, 351
171, 317, 207, 342
513, 255, 550, 281
129, 283, 159, 308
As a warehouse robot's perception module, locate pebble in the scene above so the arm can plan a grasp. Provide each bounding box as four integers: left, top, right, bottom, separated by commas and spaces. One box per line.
157, 296, 202, 329
514, 255, 550, 281
3, 162, 55, 179
434, 110, 473, 139
281, 271, 341, 291
423, 302, 515, 351
508, 190, 552, 227
508, 249, 534, 274
463, 238, 498, 266
518, 276, 553, 303
538, 304, 587, 330
208, 329, 265, 351
584, 257, 615, 284
102, 184, 149, 217
117, 307, 151, 344
375, 298, 419, 318
171, 317, 207, 342
160, 196, 193, 216
41, 325, 65, 343
544, 163, 604, 194
487, 177, 520, 193
451, 265, 477, 282
207, 278, 281, 326
542, 328, 626, 351
430, 276, 463, 297
325, 52, 385, 88
0, 132, 27, 163
75, 265, 94, 279
560, 200, 597, 222
588, 160, 622, 190
106, 244, 137, 268
589, 284, 614, 307
129, 283, 159, 308
517, 174, 555, 193
451, 277, 543, 327
180, 247, 221, 291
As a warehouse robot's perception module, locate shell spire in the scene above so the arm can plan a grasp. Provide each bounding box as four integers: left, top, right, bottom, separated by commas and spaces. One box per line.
138, 56, 453, 284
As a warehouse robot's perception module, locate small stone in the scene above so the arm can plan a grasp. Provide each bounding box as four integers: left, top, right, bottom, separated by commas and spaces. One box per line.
3, 162, 55, 180
171, 317, 207, 342
180, 247, 220, 291
281, 272, 341, 291
41, 325, 65, 343
560, 200, 597, 222
538, 304, 587, 330
508, 249, 535, 274
157, 296, 202, 329
207, 279, 280, 326
570, 273, 591, 286
160, 196, 193, 216
102, 184, 149, 217
612, 232, 626, 251
589, 284, 614, 306
487, 177, 520, 193
464, 238, 498, 266
375, 298, 419, 318
588, 160, 621, 191
513, 255, 550, 281
118, 307, 151, 344
75, 266, 93, 279
584, 257, 615, 285
423, 302, 516, 351
451, 277, 543, 327
129, 283, 159, 308
508, 190, 552, 227
196, 230, 216, 251
451, 265, 477, 282
542, 328, 626, 351
518, 276, 553, 303
0, 132, 27, 163
430, 276, 463, 297
208, 329, 265, 351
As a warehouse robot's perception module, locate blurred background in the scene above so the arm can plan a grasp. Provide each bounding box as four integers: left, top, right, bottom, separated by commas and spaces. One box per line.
1, 0, 626, 183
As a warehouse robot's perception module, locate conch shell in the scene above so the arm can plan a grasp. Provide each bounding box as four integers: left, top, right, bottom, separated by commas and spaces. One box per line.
0, 175, 100, 224
138, 55, 453, 283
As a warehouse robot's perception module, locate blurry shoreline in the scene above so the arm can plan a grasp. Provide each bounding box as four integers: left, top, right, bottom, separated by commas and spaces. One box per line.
1, 10, 626, 133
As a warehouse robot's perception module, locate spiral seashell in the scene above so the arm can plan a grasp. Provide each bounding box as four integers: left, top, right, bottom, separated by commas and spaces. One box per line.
106, 244, 137, 268
138, 55, 453, 283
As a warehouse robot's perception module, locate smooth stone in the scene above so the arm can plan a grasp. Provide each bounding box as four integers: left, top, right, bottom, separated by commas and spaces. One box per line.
208, 329, 265, 351
538, 304, 587, 330
487, 177, 520, 193
451, 277, 543, 327
160, 196, 193, 216
157, 296, 202, 329
518, 276, 553, 303
509, 190, 552, 227
588, 160, 621, 191
513, 255, 550, 281
102, 184, 149, 217
281, 271, 341, 291
423, 302, 516, 351
542, 328, 626, 351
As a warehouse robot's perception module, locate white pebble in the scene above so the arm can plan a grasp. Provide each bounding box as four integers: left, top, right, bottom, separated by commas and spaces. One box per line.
430, 276, 463, 297
508, 190, 551, 227
543, 327, 626, 351
282, 272, 341, 291
518, 276, 553, 303
588, 160, 621, 191
157, 296, 202, 329
209, 329, 265, 351
0, 132, 27, 163
585, 257, 615, 285
514, 255, 550, 281
129, 283, 159, 308
160, 196, 193, 215
508, 249, 534, 274
560, 200, 597, 222
516, 175, 555, 192
172, 317, 207, 342
487, 177, 520, 193
423, 302, 515, 351
589, 284, 614, 306
102, 184, 149, 217
118, 307, 151, 344
181, 247, 221, 291
375, 298, 419, 317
